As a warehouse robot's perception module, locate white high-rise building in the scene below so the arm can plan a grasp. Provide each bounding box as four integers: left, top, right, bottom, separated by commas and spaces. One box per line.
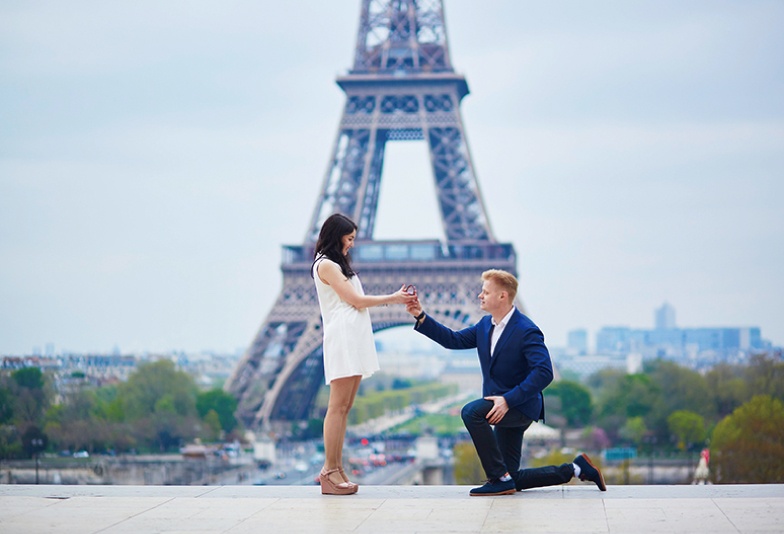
655, 302, 676, 330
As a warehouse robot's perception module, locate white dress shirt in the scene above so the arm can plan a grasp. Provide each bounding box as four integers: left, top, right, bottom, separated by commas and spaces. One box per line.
490, 306, 516, 356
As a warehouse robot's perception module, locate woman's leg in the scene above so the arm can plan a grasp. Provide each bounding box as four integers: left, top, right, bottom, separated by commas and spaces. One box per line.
323, 375, 361, 486
336, 376, 361, 482
338, 376, 362, 482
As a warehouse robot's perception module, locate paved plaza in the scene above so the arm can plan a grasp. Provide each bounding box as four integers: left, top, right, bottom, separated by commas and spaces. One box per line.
1, 484, 782, 533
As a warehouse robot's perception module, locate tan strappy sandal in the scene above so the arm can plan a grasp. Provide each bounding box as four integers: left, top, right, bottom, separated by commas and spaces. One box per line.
319, 468, 357, 495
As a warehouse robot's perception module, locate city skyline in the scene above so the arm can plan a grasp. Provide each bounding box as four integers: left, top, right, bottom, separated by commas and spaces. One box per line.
10, 302, 774, 358
1, 1, 783, 354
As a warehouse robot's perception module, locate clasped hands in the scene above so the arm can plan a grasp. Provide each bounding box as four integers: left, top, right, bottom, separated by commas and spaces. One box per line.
394, 284, 419, 306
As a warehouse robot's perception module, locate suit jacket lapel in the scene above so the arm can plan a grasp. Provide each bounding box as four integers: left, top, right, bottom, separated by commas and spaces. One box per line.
481, 318, 494, 365
489, 310, 519, 369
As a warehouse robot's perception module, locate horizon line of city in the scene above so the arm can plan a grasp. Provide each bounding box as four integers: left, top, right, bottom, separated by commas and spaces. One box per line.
3, 301, 778, 359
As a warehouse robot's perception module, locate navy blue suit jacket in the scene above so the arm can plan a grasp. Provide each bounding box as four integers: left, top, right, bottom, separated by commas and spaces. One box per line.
415, 308, 554, 422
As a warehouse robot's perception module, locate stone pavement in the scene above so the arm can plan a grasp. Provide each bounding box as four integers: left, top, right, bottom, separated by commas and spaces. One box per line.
1, 484, 782, 533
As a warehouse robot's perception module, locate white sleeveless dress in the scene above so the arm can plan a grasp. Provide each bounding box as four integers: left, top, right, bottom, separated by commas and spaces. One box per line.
313, 257, 380, 384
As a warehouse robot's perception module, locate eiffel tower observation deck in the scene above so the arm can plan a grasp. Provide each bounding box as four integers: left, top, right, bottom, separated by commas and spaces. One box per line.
225, 0, 517, 429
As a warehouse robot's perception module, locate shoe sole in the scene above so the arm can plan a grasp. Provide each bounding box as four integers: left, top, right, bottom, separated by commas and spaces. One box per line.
469, 489, 516, 496
321, 489, 358, 495
580, 454, 607, 491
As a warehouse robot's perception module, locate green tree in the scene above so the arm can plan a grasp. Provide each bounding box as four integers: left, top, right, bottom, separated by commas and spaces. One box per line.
453, 441, 483, 484
618, 416, 648, 447
0, 425, 22, 459
712, 395, 784, 483
744, 353, 784, 401
9, 367, 52, 425
202, 410, 223, 442
119, 360, 198, 420
605, 374, 659, 418
705, 363, 748, 418
595, 373, 659, 440
43, 382, 141, 454
93, 385, 125, 422
392, 378, 413, 390
546, 380, 593, 426
44, 390, 99, 452
196, 389, 238, 433
666, 410, 706, 451
12, 367, 45, 390
645, 360, 715, 440
117, 360, 200, 451
0, 379, 14, 424
586, 368, 626, 392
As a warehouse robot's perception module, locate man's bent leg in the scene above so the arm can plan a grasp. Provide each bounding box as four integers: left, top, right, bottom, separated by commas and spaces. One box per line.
494, 417, 532, 474
461, 399, 507, 480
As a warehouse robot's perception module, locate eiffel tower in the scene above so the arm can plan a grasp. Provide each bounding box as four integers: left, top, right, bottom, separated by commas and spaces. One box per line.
225, 0, 517, 429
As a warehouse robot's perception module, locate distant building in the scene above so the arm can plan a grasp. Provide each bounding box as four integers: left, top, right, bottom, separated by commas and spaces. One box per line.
593, 303, 769, 366
1, 350, 243, 394
550, 347, 629, 379
595, 326, 645, 354
550, 303, 774, 377
567, 329, 588, 355
598, 325, 763, 354
595, 324, 765, 367
655, 302, 676, 330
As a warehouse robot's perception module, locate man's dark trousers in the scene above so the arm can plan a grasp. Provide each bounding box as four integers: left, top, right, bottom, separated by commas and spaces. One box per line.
462, 398, 574, 489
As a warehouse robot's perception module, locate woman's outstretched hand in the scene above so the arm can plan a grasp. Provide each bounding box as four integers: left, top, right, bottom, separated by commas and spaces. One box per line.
391, 284, 419, 305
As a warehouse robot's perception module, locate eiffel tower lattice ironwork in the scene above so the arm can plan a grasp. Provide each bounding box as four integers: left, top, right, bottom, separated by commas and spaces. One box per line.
225, 0, 518, 429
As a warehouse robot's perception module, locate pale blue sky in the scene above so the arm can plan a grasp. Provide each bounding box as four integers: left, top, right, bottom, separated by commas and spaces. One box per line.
1, 1, 783, 355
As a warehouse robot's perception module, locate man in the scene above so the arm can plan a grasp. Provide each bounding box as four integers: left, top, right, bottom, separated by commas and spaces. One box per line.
407, 269, 606, 496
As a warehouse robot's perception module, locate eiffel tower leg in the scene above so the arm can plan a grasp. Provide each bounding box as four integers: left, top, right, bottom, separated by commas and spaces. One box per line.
225, 266, 327, 428
427, 125, 491, 241
255, 318, 324, 425
358, 130, 387, 239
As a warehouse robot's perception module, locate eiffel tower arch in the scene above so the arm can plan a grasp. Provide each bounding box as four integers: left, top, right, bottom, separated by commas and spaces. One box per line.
225, 0, 518, 429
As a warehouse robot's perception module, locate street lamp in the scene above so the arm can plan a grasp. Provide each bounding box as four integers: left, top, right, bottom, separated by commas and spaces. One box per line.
31, 438, 44, 484
642, 434, 657, 485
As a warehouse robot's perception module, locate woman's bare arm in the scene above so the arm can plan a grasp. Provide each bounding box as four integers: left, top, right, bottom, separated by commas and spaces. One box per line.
317, 260, 415, 309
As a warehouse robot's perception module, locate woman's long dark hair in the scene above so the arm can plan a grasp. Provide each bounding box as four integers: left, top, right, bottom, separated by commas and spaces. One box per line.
312, 213, 357, 279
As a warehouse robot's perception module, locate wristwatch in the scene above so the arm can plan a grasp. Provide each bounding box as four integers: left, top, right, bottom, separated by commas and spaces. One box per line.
415, 311, 426, 322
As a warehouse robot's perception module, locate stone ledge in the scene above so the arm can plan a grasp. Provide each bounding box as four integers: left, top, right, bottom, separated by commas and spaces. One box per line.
1, 484, 782, 534
1, 483, 782, 499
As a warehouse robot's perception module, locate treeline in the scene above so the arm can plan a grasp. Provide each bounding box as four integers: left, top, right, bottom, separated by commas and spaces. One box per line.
546, 352, 784, 483
0, 360, 239, 458
1, 362, 460, 458
3, 350, 782, 483
546, 352, 783, 453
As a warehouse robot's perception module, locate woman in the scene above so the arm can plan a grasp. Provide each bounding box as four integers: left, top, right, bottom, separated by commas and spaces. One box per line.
312, 213, 415, 495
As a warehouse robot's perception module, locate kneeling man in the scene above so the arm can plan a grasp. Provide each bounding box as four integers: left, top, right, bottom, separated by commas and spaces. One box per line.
407, 269, 606, 495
